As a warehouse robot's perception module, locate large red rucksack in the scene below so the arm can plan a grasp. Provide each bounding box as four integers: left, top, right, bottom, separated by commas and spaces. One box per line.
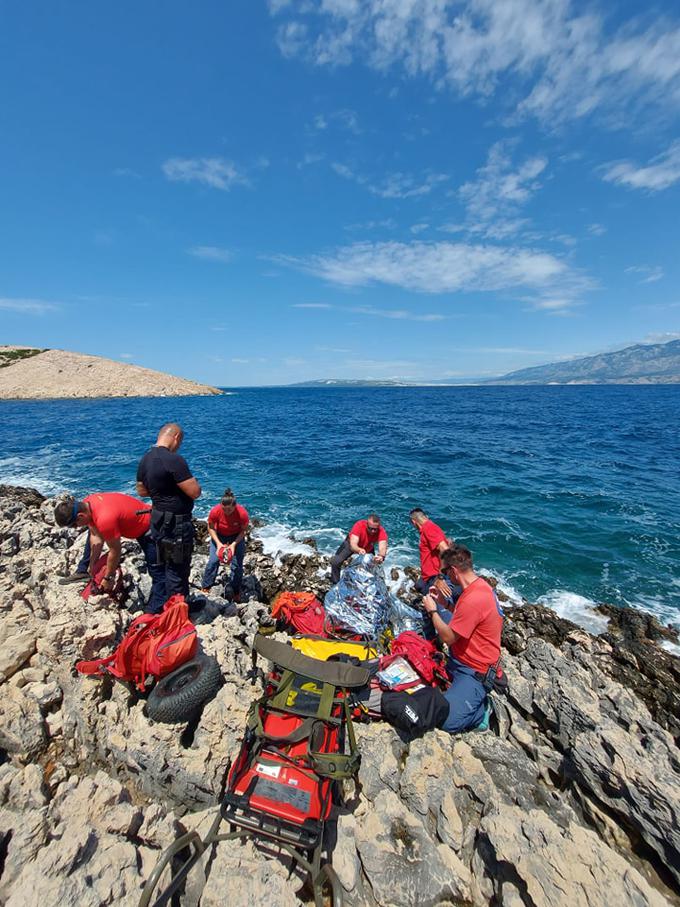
76, 595, 198, 690
379, 631, 450, 690
271, 591, 327, 637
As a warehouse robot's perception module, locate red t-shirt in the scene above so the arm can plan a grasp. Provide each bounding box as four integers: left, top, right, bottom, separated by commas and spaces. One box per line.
449, 578, 503, 672
84, 493, 150, 542
350, 519, 388, 553
208, 503, 249, 536
419, 519, 449, 578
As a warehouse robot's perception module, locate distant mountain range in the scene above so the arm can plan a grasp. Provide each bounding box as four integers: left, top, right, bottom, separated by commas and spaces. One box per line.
289, 340, 680, 387
488, 339, 680, 385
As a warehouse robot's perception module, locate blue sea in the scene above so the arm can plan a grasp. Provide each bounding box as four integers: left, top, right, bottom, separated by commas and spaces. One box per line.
1, 386, 679, 635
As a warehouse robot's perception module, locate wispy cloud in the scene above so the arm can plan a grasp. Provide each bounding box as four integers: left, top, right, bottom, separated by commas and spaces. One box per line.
459, 141, 547, 238
113, 167, 141, 179
351, 305, 445, 322
331, 162, 449, 199
187, 245, 233, 263
280, 240, 591, 312
120, 353, 133, 359
162, 157, 249, 191
292, 301, 445, 321
587, 223, 607, 236
625, 265, 664, 284
0, 297, 59, 315
271, 2, 680, 128
310, 108, 361, 134
601, 140, 680, 192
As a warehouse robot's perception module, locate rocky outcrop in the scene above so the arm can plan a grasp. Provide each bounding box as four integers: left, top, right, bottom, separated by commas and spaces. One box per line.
0, 347, 221, 399
0, 484, 679, 906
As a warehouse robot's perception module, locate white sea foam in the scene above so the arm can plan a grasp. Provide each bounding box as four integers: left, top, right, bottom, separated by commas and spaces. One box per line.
535, 590, 610, 635
661, 640, 680, 657
253, 522, 317, 561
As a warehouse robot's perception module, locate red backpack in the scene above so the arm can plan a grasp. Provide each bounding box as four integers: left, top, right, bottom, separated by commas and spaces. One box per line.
271, 591, 327, 637
76, 595, 198, 690
380, 631, 450, 690
80, 554, 127, 603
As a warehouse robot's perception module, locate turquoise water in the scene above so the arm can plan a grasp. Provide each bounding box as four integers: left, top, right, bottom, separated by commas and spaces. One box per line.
1, 386, 679, 630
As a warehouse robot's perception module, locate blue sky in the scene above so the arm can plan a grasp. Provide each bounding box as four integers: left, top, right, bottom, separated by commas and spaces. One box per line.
1, 0, 679, 385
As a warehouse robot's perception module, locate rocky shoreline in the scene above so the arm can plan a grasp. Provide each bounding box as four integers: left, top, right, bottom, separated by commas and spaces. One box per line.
1, 483, 679, 906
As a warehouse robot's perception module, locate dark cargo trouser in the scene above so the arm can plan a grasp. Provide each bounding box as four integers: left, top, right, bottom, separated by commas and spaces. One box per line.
150, 510, 194, 609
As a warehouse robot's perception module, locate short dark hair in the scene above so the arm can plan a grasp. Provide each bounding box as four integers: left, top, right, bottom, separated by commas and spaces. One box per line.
368, 513, 380, 523
221, 487, 236, 507
54, 496, 83, 527
409, 508, 427, 520
441, 544, 473, 572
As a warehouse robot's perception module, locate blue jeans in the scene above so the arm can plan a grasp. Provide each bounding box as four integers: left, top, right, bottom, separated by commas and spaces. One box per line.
77, 531, 166, 614
441, 658, 487, 734
202, 533, 245, 594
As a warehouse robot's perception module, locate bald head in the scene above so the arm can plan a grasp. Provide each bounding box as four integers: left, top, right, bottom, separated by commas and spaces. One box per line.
157, 422, 184, 451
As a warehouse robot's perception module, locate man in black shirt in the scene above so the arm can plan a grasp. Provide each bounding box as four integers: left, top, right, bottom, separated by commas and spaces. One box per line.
136, 422, 201, 608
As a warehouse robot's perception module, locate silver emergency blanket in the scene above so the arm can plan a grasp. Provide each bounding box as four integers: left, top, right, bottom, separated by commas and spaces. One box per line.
324, 555, 393, 637
389, 596, 427, 637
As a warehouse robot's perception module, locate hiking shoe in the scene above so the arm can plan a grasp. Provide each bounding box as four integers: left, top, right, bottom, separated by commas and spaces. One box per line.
58, 571, 89, 585
474, 701, 493, 733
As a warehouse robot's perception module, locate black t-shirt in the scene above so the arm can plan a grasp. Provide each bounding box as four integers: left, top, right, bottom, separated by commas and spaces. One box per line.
136, 446, 194, 515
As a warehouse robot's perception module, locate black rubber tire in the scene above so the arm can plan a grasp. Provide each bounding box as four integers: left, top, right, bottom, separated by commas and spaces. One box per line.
145, 656, 223, 724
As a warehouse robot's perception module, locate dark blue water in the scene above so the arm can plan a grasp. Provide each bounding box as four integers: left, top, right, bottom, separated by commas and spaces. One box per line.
1, 386, 679, 630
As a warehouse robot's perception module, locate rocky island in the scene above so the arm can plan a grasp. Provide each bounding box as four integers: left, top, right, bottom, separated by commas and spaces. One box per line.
0, 484, 679, 906
0, 347, 221, 399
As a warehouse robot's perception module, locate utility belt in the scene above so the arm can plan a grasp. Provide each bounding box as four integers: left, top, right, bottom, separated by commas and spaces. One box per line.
474, 659, 508, 696
150, 508, 194, 566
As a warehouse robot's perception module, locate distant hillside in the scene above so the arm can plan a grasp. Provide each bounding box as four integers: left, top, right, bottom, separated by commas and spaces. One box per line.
488, 340, 680, 385
0, 346, 221, 399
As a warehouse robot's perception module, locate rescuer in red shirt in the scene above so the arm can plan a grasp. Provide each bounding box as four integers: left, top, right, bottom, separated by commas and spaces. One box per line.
329, 513, 388, 584
409, 507, 452, 594
422, 544, 504, 733
54, 492, 165, 612
200, 488, 250, 601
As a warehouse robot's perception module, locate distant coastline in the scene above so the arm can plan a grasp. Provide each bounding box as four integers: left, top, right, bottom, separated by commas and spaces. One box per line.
0, 347, 221, 400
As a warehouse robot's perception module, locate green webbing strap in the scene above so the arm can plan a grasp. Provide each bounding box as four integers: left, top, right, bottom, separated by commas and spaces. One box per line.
309, 697, 361, 780
270, 669, 297, 710
254, 635, 371, 689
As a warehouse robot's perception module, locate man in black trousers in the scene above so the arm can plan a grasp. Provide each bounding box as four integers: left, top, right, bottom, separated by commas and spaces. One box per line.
136, 422, 201, 608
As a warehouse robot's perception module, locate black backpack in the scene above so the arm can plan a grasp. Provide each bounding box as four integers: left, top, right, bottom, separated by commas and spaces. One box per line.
381, 686, 449, 736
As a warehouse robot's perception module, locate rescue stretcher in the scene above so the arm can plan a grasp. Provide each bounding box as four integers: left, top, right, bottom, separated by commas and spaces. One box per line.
139, 634, 370, 907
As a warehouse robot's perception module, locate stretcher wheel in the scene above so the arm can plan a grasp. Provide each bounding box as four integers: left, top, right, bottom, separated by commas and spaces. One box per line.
146, 656, 222, 723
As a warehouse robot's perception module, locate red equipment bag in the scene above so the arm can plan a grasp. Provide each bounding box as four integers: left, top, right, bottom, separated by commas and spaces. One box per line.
271, 591, 327, 637
75, 594, 198, 690
379, 631, 450, 690
81, 554, 126, 603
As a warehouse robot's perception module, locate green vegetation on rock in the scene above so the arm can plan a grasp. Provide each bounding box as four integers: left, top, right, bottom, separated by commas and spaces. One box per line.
0, 347, 46, 369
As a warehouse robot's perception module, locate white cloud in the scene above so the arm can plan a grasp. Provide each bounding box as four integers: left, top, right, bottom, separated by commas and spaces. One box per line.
587, 223, 607, 236
281, 239, 590, 311
601, 140, 680, 192
310, 108, 360, 134
331, 162, 449, 199
120, 353, 133, 359
351, 306, 445, 322
283, 357, 306, 367
272, 1, 680, 127
624, 265, 664, 284
0, 297, 58, 315
231, 357, 250, 364
187, 245, 233, 263
292, 302, 333, 309
162, 157, 249, 191
459, 141, 547, 236
410, 223, 430, 235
